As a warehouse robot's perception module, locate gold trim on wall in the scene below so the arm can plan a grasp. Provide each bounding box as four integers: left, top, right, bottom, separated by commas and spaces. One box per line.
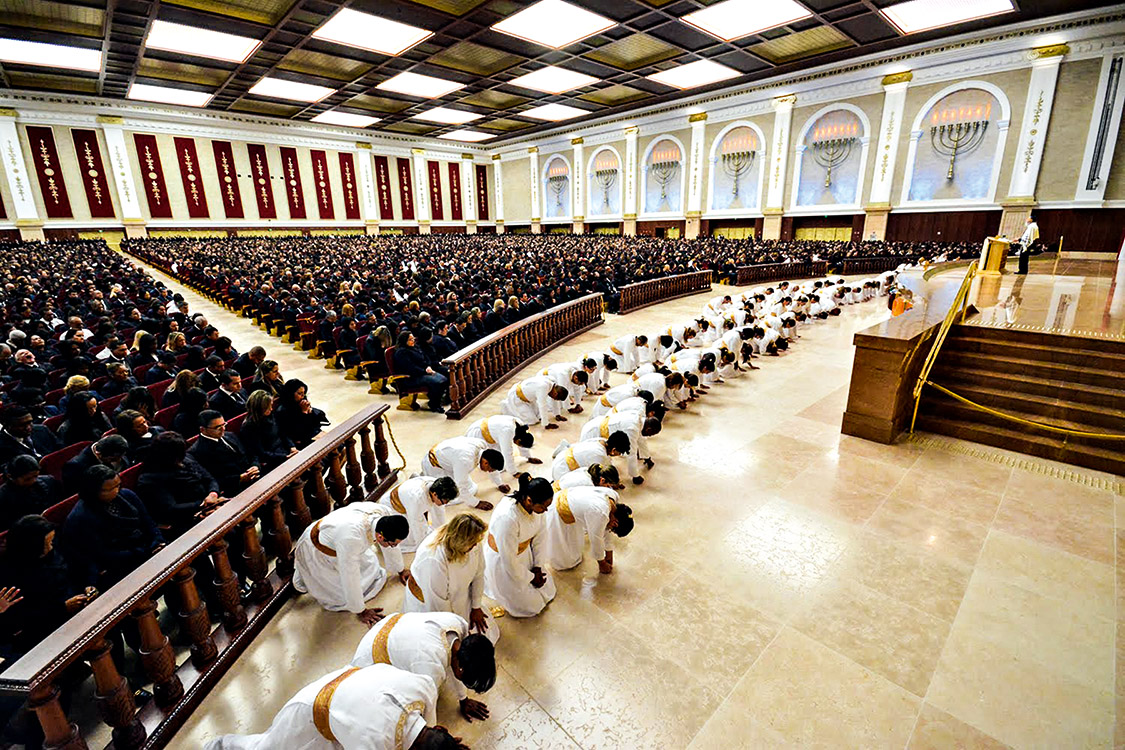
1031, 43, 1070, 59
881, 71, 913, 86
688, 112, 708, 123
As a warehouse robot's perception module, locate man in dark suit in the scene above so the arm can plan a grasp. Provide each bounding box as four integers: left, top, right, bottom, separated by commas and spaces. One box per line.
208, 371, 247, 420
188, 410, 260, 496
62, 434, 132, 493
0, 404, 61, 465
144, 351, 177, 385
98, 362, 138, 399
231, 346, 267, 379
199, 355, 226, 392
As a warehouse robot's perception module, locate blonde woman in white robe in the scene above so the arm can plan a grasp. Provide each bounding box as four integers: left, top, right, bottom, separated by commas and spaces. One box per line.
483, 476, 556, 618
404, 514, 499, 643
293, 503, 410, 626
465, 415, 539, 477
498, 375, 569, 429
544, 486, 633, 574
378, 476, 459, 553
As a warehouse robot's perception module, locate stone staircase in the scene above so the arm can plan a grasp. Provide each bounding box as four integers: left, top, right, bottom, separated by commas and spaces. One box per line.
916, 325, 1125, 477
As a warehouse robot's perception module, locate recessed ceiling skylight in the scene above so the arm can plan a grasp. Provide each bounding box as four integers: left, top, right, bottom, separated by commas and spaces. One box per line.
880, 0, 1015, 34
492, 0, 615, 49
521, 103, 590, 121
438, 130, 495, 142
377, 71, 464, 99
412, 107, 482, 125
144, 20, 260, 63
248, 76, 335, 102
312, 8, 433, 56
508, 66, 599, 95
127, 83, 213, 107
681, 0, 812, 42
648, 59, 740, 90
0, 38, 101, 71
311, 111, 380, 128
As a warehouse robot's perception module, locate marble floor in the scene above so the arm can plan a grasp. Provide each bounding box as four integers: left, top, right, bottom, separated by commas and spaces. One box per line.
131, 259, 1122, 750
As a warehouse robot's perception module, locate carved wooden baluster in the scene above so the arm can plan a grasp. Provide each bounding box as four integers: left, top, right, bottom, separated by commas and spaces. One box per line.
262, 494, 294, 577
285, 478, 313, 535
358, 425, 378, 491
328, 448, 347, 504
209, 538, 246, 632
85, 638, 145, 749
373, 417, 392, 479
29, 682, 87, 750
172, 565, 218, 670
344, 437, 364, 504
240, 516, 273, 603
307, 465, 332, 517
132, 597, 185, 709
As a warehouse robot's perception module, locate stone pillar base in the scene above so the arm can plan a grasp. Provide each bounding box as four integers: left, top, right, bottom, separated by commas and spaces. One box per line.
685, 215, 701, 240
531, 221, 542, 234
15, 220, 45, 242
862, 205, 891, 241
495, 222, 505, 235
998, 200, 1035, 241
120, 219, 147, 240
623, 216, 637, 237
572, 220, 584, 234
762, 213, 783, 241
364, 220, 380, 236
418, 222, 432, 235
466, 222, 478, 235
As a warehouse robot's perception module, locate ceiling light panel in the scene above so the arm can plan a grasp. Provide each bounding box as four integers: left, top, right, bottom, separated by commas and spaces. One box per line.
0, 38, 101, 72
311, 8, 433, 57
681, 0, 813, 42
310, 111, 380, 127
412, 107, 482, 124
492, 0, 616, 49
377, 71, 465, 99
438, 130, 495, 142
508, 65, 599, 94
521, 103, 590, 121
144, 20, 261, 63
248, 76, 336, 102
648, 59, 740, 90
127, 83, 213, 107
880, 0, 1015, 34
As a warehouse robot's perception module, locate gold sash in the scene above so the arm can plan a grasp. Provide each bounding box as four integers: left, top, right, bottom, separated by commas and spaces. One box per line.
487, 533, 531, 554
610, 345, 623, 355
540, 368, 550, 376
599, 395, 611, 407
388, 487, 406, 514
407, 576, 425, 603
370, 612, 403, 665
631, 373, 639, 381
564, 447, 578, 471
428, 447, 440, 467
479, 419, 495, 444
516, 384, 530, 403
552, 480, 561, 492
555, 490, 575, 524
599, 418, 610, 439
310, 521, 336, 557
313, 667, 361, 742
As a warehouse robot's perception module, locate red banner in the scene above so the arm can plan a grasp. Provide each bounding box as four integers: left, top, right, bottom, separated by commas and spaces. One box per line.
246, 144, 276, 219
476, 164, 489, 221
278, 147, 307, 220
26, 126, 73, 218
133, 133, 173, 219
309, 149, 334, 220
172, 136, 209, 219
427, 161, 443, 221
448, 162, 463, 221
211, 140, 244, 219
338, 152, 360, 220
70, 128, 114, 218
373, 155, 394, 220
396, 157, 415, 221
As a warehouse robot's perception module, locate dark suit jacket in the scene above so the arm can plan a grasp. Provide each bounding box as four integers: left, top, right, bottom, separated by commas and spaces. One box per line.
208, 389, 247, 420
188, 433, 258, 497
136, 456, 220, 537
199, 370, 223, 392
231, 353, 258, 379
60, 489, 164, 588
0, 426, 62, 466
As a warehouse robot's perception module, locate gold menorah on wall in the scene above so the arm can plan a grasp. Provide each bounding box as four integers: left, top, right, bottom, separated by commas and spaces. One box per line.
810, 122, 858, 188
649, 143, 681, 203
719, 128, 757, 199
929, 102, 991, 180
546, 161, 569, 209
592, 153, 618, 212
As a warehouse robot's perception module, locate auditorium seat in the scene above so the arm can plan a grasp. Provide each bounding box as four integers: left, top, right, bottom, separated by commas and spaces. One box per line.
40, 442, 91, 480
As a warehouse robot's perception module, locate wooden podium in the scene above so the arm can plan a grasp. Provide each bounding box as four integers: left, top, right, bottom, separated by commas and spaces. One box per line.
979, 236, 1010, 277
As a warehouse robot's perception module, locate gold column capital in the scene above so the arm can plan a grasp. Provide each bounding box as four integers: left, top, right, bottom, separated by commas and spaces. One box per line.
355, 142, 373, 150
624, 126, 639, 135
1031, 43, 1069, 59
528, 146, 539, 154
97, 115, 124, 125
773, 94, 797, 109
411, 148, 425, 155
491, 154, 502, 161
571, 137, 584, 145
688, 112, 708, 123
881, 71, 913, 86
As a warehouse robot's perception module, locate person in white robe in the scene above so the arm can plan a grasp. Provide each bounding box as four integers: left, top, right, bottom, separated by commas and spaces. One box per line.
544, 487, 633, 574
554, 462, 621, 491
608, 334, 647, 372
293, 504, 410, 625
351, 611, 496, 722
707, 294, 733, 315
578, 352, 617, 392
634, 370, 685, 409
483, 476, 556, 618
404, 514, 498, 643
421, 436, 504, 510
579, 411, 660, 484
379, 476, 459, 553
539, 362, 590, 412
550, 436, 629, 481
590, 381, 640, 418
465, 415, 539, 478
203, 663, 463, 750
644, 333, 677, 365
498, 375, 569, 429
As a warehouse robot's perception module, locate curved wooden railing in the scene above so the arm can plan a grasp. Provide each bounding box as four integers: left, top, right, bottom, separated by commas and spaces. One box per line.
734, 260, 828, 286
840, 256, 911, 275
442, 294, 604, 419
618, 270, 713, 314
0, 405, 397, 750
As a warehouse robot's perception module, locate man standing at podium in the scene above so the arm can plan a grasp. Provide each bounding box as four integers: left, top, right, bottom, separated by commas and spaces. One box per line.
1016, 213, 1039, 275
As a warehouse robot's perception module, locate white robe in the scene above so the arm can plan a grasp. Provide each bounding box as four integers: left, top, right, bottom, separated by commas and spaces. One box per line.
580, 413, 646, 476
608, 335, 640, 372
540, 363, 582, 407
350, 611, 470, 700
404, 530, 499, 643
466, 415, 532, 478
554, 467, 597, 491
549, 438, 610, 481
580, 351, 613, 391
204, 664, 436, 750
420, 436, 499, 504
378, 476, 446, 554
483, 497, 555, 618
293, 503, 403, 614
590, 382, 638, 418
499, 375, 558, 429
544, 487, 618, 570
632, 372, 672, 408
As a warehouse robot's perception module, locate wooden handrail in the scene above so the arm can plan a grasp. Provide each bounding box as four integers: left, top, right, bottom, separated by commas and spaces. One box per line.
840, 256, 910, 275
442, 293, 604, 419
618, 270, 713, 314
733, 261, 828, 286
0, 404, 396, 750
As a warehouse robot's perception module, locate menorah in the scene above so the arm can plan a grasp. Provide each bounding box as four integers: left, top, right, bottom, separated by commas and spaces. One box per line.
593, 167, 617, 212
720, 148, 756, 199
547, 174, 569, 211
811, 135, 856, 188
930, 119, 989, 180
651, 159, 679, 200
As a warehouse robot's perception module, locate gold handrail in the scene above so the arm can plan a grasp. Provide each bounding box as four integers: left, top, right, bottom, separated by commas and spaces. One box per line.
909, 260, 978, 433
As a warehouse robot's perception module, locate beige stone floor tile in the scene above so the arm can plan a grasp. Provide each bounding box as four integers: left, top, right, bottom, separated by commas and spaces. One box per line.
1117, 625, 1125, 698
786, 452, 907, 524
893, 473, 1004, 527
472, 699, 582, 750
554, 547, 683, 620
907, 703, 1011, 749
839, 530, 973, 622
905, 448, 1014, 495
868, 496, 991, 566
974, 530, 1115, 622
617, 570, 782, 696
767, 415, 844, 446
836, 432, 927, 469
726, 626, 921, 748
686, 709, 795, 750
795, 384, 852, 426
791, 576, 952, 697
994, 472, 1115, 564
435, 666, 535, 747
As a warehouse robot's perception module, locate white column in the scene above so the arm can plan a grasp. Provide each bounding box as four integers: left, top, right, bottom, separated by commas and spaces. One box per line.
1075, 51, 1125, 203
0, 112, 40, 222
686, 113, 707, 215
868, 73, 911, 205
491, 154, 504, 232
355, 146, 380, 234
1008, 47, 1065, 198
766, 95, 795, 210
411, 148, 431, 230
461, 154, 477, 234
571, 138, 584, 230
623, 126, 638, 235
528, 147, 541, 231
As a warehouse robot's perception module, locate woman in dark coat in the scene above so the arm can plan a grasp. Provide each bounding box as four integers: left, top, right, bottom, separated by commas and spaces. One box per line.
56, 390, 112, 446
274, 379, 328, 449
239, 390, 297, 470
135, 432, 223, 539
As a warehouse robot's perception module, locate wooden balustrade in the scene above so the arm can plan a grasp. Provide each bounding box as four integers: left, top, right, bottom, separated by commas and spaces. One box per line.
442, 293, 604, 420
733, 261, 828, 286
618, 270, 714, 314
839, 256, 909, 275
0, 404, 397, 750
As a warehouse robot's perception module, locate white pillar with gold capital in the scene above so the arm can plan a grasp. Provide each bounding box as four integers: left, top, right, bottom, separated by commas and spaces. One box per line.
686, 112, 707, 239
491, 154, 505, 233
1008, 45, 1066, 200
571, 138, 584, 232
411, 148, 431, 233
528, 147, 541, 233
461, 154, 478, 234
98, 116, 147, 238
764, 95, 795, 240
623, 126, 639, 236
354, 143, 380, 235
864, 73, 911, 240
0, 111, 41, 228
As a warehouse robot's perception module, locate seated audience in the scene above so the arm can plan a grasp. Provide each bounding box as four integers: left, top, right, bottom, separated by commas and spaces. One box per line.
239, 391, 297, 470
0, 456, 64, 531
189, 410, 260, 497
57, 391, 112, 446
136, 432, 224, 539
62, 435, 132, 493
